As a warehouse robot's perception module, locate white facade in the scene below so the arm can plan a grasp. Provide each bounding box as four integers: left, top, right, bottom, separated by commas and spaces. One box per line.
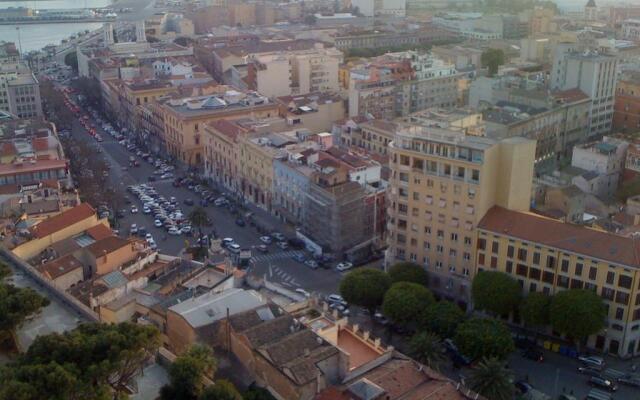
571, 137, 628, 197
551, 44, 618, 137
622, 19, 640, 41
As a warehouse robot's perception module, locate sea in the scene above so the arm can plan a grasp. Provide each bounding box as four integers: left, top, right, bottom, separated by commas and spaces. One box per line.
0, 0, 612, 54
0, 0, 112, 53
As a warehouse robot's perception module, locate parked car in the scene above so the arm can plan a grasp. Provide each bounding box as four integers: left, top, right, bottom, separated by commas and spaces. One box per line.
235, 218, 246, 227
521, 348, 544, 362
327, 294, 344, 304
588, 376, 617, 392
271, 232, 286, 241
579, 355, 606, 370
295, 288, 310, 298
130, 205, 138, 213
130, 224, 138, 234
257, 245, 269, 253
514, 381, 534, 395
276, 241, 288, 250
578, 366, 604, 378
336, 262, 353, 272
617, 375, 640, 387
288, 238, 305, 249
227, 243, 241, 254
183, 198, 194, 206
260, 236, 272, 244
304, 260, 319, 269
373, 312, 389, 326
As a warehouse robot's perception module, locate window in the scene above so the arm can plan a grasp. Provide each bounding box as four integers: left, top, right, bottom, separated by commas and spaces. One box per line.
477, 238, 486, 250
437, 230, 444, 239
557, 276, 570, 288
464, 237, 472, 246
451, 233, 458, 242
516, 264, 528, 277
561, 259, 569, 272
490, 256, 497, 269
615, 307, 624, 320
533, 252, 540, 265
546, 256, 556, 269
507, 245, 514, 258
589, 267, 598, 280
506, 261, 513, 273
529, 268, 541, 280
570, 279, 583, 289
492, 241, 499, 254
542, 271, 555, 284
478, 253, 485, 265
601, 287, 615, 301
616, 291, 630, 305
607, 271, 615, 285
518, 248, 527, 262
575, 263, 583, 276
619, 275, 633, 289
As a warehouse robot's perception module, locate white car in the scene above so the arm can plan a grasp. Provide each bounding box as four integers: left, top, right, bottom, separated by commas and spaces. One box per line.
145, 233, 152, 240
154, 219, 163, 228
227, 243, 241, 253
295, 288, 311, 298
181, 225, 192, 234
168, 226, 181, 235
259, 236, 272, 244
130, 206, 138, 213
327, 294, 344, 304
130, 224, 138, 234
578, 355, 605, 369
143, 207, 151, 214
336, 262, 353, 272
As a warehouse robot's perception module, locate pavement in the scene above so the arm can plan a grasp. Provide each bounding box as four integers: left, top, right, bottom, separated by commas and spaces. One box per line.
67, 107, 344, 297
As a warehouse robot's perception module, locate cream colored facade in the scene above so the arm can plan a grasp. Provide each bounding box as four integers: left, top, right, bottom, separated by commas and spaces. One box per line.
239, 137, 280, 211
290, 47, 342, 95
476, 208, 640, 358
386, 126, 535, 306
204, 121, 244, 194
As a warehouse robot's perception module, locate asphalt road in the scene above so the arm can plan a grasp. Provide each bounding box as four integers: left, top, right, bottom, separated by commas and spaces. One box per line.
67, 108, 343, 297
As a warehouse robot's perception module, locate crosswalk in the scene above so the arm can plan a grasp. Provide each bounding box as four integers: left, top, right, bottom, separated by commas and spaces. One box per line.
603, 368, 627, 379
267, 264, 300, 287
250, 250, 305, 264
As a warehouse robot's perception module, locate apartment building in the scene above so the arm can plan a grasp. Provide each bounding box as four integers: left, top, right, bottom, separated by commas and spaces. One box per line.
613, 71, 640, 133
477, 206, 640, 357
159, 90, 278, 165
551, 44, 618, 137
348, 52, 460, 119
276, 92, 345, 134
334, 27, 456, 51
245, 46, 342, 98
386, 126, 535, 307
570, 136, 628, 198
353, 120, 398, 156
0, 63, 42, 119
622, 19, 640, 41
401, 108, 485, 137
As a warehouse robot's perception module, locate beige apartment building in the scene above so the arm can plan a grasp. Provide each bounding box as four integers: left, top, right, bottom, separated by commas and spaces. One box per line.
204, 119, 246, 194
160, 92, 279, 165
386, 126, 535, 307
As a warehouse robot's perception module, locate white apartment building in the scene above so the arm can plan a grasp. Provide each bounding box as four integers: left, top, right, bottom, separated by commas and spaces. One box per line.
551, 44, 618, 137
622, 19, 640, 41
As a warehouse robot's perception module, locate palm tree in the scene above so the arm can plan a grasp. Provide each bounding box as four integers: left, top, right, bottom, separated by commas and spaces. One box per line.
466, 357, 514, 400
188, 206, 209, 260
408, 332, 447, 372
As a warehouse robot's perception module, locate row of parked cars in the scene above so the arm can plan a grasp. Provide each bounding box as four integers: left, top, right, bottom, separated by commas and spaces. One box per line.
127, 184, 193, 236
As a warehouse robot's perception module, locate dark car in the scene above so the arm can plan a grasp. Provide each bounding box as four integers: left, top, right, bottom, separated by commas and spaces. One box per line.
578, 366, 604, 378
235, 218, 245, 227
184, 198, 194, 206
293, 253, 306, 263
589, 376, 618, 392
617, 376, 640, 388
147, 176, 156, 182
521, 348, 544, 362
288, 238, 305, 249
515, 381, 534, 395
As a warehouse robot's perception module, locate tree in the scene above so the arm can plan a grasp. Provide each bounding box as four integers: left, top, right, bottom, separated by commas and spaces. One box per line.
200, 380, 242, 400
64, 51, 78, 71
339, 268, 391, 315
481, 48, 505, 76
243, 386, 276, 400
0, 282, 49, 349
550, 289, 606, 346
466, 357, 514, 400
0, 322, 160, 400
189, 207, 210, 260
160, 345, 217, 400
387, 262, 428, 286
382, 282, 434, 327
454, 318, 514, 361
74, 77, 102, 108
420, 301, 465, 338
520, 292, 551, 329
304, 14, 317, 25
471, 271, 521, 316
409, 332, 446, 371
0, 263, 10, 280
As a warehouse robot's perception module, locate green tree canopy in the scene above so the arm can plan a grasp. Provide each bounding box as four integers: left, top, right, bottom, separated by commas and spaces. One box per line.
550, 289, 606, 344
0, 263, 10, 280
466, 357, 514, 400
243, 386, 276, 400
388, 262, 428, 286
520, 292, 552, 328
189, 206, 210, 259
160, 345, 217, 400
420, 301, 465, 338
454, 318, 515, 361
0, 322, 160, 400
408, 332, 446, 371
64, 51, 78, 71
199, 380, 242, 400
339, 268, 391, 314
471, 271, 521, 316
481, 48, 505, 76
0, 281, 49, 343
382, 282, 434, 327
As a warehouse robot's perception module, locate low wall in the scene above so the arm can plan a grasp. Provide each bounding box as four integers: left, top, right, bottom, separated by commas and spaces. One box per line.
0, 246, 99, 322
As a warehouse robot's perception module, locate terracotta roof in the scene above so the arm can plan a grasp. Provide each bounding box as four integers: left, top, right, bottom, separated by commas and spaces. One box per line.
0, 159, 66, 177
478, 206, 640, 267
31, 137, 51, 152
207, 119, 248, 141
30, 203, 95, 239
0, 184, 19, 195
552, 88, 590, 103
37, 254, 83, 280
85, 236, 131, 258
86, 224, 113, 241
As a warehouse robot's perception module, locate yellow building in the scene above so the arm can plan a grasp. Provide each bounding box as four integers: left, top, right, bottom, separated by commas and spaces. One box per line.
204, 119, 246, 194
386, 126, 535, 307
120, 80, 175, 133
238, 134, 282, 211
159, 91, 279, 165
477, 206, 640, 358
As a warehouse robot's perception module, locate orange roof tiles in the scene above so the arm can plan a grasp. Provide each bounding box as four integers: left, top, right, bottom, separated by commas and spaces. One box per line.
37, 254, 83, 280
86, 224, 113, 241
31, 137, 51, 152
85, 236, 131, 258
0, 142, 16, 157
30, 203, 95, 239
478, 206, 640, 267
207, 119, 248, 141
